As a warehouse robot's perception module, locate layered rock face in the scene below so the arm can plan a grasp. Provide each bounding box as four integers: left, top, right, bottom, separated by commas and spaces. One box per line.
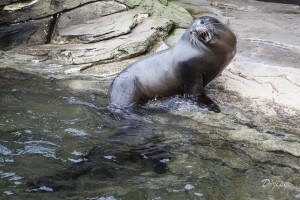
0, 0, 192, 64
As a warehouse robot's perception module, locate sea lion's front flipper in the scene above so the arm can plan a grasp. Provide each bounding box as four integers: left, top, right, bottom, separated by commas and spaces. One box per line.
195, 92, 221, 113
183, 72, 221, 113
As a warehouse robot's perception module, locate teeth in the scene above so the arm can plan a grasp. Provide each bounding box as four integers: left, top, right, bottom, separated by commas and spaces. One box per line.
201, 32, 211, 42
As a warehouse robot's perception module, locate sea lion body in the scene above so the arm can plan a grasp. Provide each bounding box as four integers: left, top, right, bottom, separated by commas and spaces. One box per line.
109, 16, 237, 112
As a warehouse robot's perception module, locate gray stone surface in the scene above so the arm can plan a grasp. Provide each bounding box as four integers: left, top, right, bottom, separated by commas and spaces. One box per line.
54, 1, 127, 31
162, 2, 300, 199
0, 17, 53, 50
116, 0, 142, 8
23, 17, 173, 64
0, 0, 95, 49
0, 0, 93, 24
1, 0, 191, 55
55, 11, 138, 44
0, 0, 18, 7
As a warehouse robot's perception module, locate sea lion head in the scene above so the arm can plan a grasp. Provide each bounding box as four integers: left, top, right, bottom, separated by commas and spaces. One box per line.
189, 16, 236, 49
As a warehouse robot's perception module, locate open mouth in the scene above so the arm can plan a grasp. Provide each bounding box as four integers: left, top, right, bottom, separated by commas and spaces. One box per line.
199, 31, 212, 43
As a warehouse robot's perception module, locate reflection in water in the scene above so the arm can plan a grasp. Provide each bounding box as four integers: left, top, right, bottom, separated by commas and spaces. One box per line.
27, 121, 172, 191
0, 68, 172, 198
0, 68, 299, 200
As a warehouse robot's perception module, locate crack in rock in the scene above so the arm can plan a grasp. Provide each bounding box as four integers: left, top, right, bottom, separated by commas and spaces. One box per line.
241, 37, 300, 51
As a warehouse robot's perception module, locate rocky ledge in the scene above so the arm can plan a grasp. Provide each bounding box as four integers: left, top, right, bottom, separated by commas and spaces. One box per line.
0, 0, 191, 64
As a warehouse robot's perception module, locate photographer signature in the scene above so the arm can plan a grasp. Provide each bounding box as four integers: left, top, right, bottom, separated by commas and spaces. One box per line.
261, 179, 289, 189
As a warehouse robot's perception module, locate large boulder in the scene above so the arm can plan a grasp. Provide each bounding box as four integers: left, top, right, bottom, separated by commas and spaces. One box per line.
53, 11, 139, 44
25, 17, 173, 64
2, 0, 192, 64
0, 17, 53, 50
56, 1, 126, 26
0, 0, 93, 24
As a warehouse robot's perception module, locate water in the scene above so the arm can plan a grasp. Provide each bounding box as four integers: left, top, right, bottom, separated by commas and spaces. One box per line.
1, 68, 299, 200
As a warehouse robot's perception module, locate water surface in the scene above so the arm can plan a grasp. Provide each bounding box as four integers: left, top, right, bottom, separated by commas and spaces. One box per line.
0, 68, 299, 200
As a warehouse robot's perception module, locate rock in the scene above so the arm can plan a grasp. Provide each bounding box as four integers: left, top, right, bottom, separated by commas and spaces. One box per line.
9, 0, 191, 64
152, 1, 193, 28
80, 57, 140, 78
118, 0, 192, 28
159, 0, 168, 5
110, 17, 173, 59
54, 1, 127, 31
0, 0, 19, 7
2, 0, 192, 58
172, 0, 227, 22
50, 0, 192, 45
0, 0, 109, 49
256, 0, 300, 6
3, 0, 39, 11
0, 1, 128, 49
54, 11, 138, 44
0, 0, 93, 24
116, 0, 143, 8
24, 17, 173, 64
214, 0, 300, 113
164, 28, 186, 46
0, 17, 53, 50
220, 56, 300, 112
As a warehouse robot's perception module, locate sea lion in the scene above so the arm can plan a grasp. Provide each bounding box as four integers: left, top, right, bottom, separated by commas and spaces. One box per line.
109, 16, 237, 112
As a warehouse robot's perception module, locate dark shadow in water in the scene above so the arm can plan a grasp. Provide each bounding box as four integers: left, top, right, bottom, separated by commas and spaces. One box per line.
0, 68, 172, 192
27, 103, 172, 192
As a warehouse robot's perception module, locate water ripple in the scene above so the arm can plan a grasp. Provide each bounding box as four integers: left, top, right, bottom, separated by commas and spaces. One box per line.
16, 145, 56, 158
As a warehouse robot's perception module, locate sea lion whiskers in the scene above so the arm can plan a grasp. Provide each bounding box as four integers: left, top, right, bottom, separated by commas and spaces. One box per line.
190, 24, 214, 44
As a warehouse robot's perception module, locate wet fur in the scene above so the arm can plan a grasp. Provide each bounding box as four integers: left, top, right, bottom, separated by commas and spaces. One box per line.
109, 16, 237, 112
